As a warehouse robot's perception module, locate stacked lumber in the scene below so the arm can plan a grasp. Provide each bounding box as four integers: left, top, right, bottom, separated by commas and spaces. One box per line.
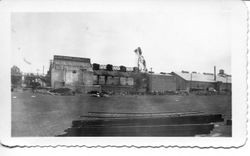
58, 112, 224, 136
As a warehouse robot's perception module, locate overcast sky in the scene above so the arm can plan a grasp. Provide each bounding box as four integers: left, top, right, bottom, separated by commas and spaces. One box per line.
11, 8, 232, 74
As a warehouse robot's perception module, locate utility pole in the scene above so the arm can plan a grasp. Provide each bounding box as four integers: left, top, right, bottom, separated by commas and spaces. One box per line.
190, 72, 192, 92
214, 66, 216, 81
43, 65, 44, 76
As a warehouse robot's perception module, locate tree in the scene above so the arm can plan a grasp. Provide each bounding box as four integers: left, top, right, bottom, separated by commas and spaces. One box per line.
11, 65, 22, 87
11, 65, 21, 75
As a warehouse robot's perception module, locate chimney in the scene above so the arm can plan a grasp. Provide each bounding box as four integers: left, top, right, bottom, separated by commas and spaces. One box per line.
214, 66, 216, 81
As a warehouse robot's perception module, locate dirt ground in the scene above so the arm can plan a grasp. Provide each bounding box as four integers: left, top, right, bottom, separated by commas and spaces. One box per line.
11, 91, 231, 137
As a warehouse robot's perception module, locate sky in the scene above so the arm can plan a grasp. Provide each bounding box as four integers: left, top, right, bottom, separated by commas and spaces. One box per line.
11, 9, 232, 75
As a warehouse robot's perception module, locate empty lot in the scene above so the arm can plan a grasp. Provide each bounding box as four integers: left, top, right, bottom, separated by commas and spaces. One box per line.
11, 91, 231, 136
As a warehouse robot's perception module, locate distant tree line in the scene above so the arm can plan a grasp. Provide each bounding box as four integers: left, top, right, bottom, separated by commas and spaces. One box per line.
11, 65, 51, 89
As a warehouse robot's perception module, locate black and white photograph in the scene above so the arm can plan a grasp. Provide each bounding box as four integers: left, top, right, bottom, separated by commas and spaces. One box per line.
0, 0, 247, 148
10, 11, 233, 137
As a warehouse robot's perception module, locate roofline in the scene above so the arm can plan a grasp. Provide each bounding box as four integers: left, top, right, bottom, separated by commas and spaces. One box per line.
148, 73, 173, 76
53, 55, 91, 63
172, 71, 231, 84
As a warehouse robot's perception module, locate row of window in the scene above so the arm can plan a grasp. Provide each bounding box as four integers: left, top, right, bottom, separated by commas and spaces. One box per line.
93, 75, 134, 86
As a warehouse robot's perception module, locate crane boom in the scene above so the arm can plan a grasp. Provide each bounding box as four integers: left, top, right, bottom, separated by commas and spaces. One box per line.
134, 47, 147, 72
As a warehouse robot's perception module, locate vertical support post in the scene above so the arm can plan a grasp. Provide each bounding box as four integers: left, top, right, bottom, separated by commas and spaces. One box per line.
190, 73, 192, 92
214, 66, 216, 81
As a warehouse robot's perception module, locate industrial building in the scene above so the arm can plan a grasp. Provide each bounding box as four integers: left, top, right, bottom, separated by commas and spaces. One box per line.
51, 55, 96, 92
50, 55, 148, 93
50, 55, 231, 94
92, 64, 148, 94
172, 70, 231, 92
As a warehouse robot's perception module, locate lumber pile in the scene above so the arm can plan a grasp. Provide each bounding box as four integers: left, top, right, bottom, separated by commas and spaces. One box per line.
58, 112, 224, 136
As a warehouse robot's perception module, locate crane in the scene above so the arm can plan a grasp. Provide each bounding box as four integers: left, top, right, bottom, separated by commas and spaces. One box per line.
134, 47, 147, 72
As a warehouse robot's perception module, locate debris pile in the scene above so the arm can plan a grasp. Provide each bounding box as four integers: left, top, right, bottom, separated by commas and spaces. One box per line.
49, 88, 75, 96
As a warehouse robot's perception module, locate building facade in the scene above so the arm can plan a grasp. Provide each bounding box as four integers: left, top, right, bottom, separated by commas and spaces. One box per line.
51, 55, 94, 92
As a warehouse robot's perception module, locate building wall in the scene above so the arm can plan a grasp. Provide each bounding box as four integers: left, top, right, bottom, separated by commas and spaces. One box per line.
51, 56, 93, 89
65, 70, 79, 85
93, 75, 98, 84
113, 76, 120, 85
106, 76, 114, 85
148, 74, 176, 92
93, 70, 135, 86
127, 77, 134, 86
94, 75, 134, 86
120, 77, 127, 86
51, 68, 65, 88
98, 76, 106, 85
92, 70, 147, 93
189, 81, 215, 90
169, 73, 187, 91
82, 71, 94, 85
218, 83, 231, 92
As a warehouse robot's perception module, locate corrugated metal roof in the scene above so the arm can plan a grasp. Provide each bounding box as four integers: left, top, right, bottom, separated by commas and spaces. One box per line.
173, 71, 231, 83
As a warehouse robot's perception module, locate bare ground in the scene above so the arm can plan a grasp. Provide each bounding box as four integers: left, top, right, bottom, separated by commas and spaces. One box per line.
11, 91, 231, 137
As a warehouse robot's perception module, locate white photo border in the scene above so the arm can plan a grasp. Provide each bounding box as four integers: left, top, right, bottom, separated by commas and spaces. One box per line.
0, 0, 247, 148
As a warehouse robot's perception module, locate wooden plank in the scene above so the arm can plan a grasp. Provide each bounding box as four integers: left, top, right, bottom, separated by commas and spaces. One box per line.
62, 124, 214, 136
84, 111, 205, 118
73, 114, 224, 127
87, 111, 204, 115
